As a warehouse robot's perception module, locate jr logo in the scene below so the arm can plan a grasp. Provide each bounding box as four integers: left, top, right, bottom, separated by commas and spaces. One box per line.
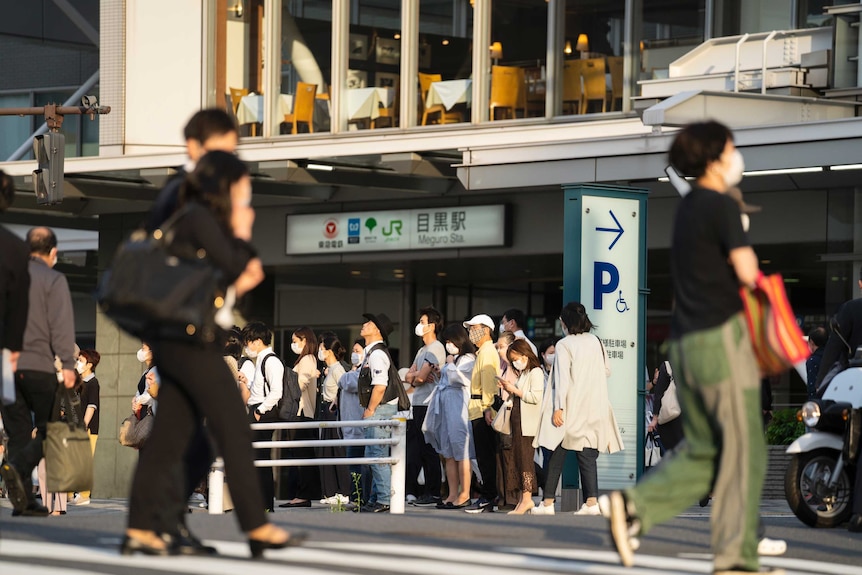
382, 220, 403, 237
594, 261, 620, 310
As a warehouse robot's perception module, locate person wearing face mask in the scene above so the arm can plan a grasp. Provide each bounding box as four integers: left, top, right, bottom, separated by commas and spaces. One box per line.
499, 309, 538, 356
71, 349, 101, 506
278, 326, 322, 508
499, 340, 544, 515
316, 332, 351, 499
338, 339, 371, 506
538, 337, 560, 378
494, 331, 520, 511
461, 314, 501, 514
0, 227, 76, 518
421, 324, 477, 509
604, 122, 770, 575
403, 306, 446, 507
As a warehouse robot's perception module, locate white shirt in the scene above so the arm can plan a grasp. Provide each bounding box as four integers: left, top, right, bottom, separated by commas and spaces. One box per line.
239, 356, 256, 390
247, 347, 284, 414
514, 329, 538, 356
363, 341, 391, 388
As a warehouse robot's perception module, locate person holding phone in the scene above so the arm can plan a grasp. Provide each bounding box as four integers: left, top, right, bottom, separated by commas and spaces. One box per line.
316, 332, 352, 499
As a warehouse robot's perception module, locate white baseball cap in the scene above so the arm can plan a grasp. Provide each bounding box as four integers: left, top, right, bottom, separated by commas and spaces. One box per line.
463, 314, 495, 330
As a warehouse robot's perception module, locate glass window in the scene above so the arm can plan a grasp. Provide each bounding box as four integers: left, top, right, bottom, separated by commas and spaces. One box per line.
418, 0, 473, 126
640, 0, 704, 81
222, 0, 266, 137
799, 1, 833, 28
490, 0, 547, 120
279, 0, 332, 134
0, 94, 32, 160
560, 1, 625, 116
337, 0, 401, 131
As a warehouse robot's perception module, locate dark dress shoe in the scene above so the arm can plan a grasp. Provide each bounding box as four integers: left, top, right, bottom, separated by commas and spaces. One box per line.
848, 514, 862, 533
371, 502, 390, 513
278, 500, 311, 508
168, 525, 218, 556
12, 503, 50, 517
248, 531, 307, 559
0, 462, 30, 514
120, 534, 175, 556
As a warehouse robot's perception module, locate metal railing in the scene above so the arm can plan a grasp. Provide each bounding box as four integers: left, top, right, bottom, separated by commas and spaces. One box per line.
207, 418, 407, 514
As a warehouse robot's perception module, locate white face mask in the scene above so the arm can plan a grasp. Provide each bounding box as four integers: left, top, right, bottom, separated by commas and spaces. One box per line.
499, 323, 507, 335
512, 358, 528, 371
75, 361, 86, 375
351, 352, 363, 366
244, 346, 258, 359
291, 341, 303, 355
136, 348, 150, 363
723, 149, 745, 189
414, 323, 428, 337
445, 342, 459, 355
544, 353, 555, 367
318, 349, 327, 361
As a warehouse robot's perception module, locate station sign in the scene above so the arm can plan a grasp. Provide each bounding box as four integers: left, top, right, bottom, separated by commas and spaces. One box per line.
285, 205, 507, 255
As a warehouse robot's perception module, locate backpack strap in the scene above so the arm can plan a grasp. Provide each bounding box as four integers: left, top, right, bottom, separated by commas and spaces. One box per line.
261, 353, 281, 395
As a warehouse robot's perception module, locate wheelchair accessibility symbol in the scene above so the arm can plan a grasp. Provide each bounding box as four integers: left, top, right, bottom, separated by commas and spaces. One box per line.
616, 290, 629, 313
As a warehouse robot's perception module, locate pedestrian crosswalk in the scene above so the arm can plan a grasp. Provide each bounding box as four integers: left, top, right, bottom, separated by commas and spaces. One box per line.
0, 538, 858, 575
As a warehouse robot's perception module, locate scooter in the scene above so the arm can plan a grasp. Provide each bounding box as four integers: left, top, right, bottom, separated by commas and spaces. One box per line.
784, 350, 862, 528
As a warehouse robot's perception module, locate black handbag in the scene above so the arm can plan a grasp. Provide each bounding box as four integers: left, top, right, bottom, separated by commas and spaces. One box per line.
45, 387, 94, 493
96, 206, 224, 342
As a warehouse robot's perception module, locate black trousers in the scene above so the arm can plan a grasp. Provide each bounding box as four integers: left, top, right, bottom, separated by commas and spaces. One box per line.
471, 418, 498, 501
543, 446, 599, 501
1, 370, 57, 506
128, 341, 265, 533
406, 405, 442, 497
285, 416, 321, 501
248, 405, 278, 511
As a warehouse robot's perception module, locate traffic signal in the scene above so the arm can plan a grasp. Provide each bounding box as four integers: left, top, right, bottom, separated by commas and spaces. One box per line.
33, 132, 64, 205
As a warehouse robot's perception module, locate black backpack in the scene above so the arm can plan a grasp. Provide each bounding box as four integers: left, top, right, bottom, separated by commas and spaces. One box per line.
357, 342, 410, 411
261, 354, 303, 421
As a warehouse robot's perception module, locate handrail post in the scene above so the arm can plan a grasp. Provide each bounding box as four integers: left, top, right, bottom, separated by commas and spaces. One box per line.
208, 457, 225, 515
734, 33, 750, 92
762, 30, 778, 94
389, 418, 407, 515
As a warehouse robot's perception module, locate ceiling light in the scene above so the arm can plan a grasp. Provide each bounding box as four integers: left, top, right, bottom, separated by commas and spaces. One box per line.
394, 33, 401, 40
393, 269, 404, 274
436, 272, 447, 277
743, 167, 822, 177
760, 259, 771, 265
350, 270, 361, 276
306, 163, 334, 172
442, 39, 449, 46
829, 163, 862, 171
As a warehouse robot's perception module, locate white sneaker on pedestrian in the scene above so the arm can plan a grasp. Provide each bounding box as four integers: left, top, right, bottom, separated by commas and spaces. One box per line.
573, 503, 601, 516
530, 502, 555, 515
757, 537, 787, 556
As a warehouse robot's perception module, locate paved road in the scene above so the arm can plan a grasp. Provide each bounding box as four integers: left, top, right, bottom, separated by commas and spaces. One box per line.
1, 498, 860, 574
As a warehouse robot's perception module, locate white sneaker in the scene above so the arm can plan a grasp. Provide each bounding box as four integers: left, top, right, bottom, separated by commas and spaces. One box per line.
530, 502, 555, 515
573, 503, 601, 516
320, 494, 350, 505
757, 537, 787, 556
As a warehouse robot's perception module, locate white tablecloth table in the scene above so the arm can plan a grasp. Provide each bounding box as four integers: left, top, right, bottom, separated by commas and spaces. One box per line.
236, 94, 294, 125
426, 79, 472, 110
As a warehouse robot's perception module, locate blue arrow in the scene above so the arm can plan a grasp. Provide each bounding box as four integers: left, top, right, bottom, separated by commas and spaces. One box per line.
596, 210, 624, 250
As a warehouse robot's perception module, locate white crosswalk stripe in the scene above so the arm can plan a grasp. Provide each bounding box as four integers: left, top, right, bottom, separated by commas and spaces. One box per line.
0, 538, 854, 575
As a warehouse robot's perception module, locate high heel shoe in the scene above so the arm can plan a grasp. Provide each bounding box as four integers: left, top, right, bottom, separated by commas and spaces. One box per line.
120, 534, 173, 556
248, 531, 308, 559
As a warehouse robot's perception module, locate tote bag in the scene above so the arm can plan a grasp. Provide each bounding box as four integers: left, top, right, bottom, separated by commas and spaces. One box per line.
739, 273, 810, 376
492, 400, 512, 434
657, 362, 681, 425
45, 388, 94, 493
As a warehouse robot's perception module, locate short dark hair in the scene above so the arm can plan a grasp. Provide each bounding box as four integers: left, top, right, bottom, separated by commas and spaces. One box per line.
560, 301, 594, 335
0, 170, 14, 213
502, 308, 526, 330
292, 326, 318, 362
440, 323, 475, 356
26, 227, 57, 256
808, 326, 828, 349
242, 321, 272, 346
668, 121, 734, 179
184, 109, 238, 144
319, 331, 346, 361
538, 336, 561, 357
224, 327, 244, 360
179, 150, 249, 233
79, 349, 100, 372
419, 306, 443, 337
507, 339, 541, 375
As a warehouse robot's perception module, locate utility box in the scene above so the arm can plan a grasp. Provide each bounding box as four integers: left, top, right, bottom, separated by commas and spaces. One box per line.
33, 132, 65, 205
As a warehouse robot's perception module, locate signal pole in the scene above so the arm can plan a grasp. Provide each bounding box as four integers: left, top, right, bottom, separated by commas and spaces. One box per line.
0, 100, 111, 205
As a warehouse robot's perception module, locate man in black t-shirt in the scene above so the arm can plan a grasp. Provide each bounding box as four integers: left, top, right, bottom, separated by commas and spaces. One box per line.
605, 122, 779, 575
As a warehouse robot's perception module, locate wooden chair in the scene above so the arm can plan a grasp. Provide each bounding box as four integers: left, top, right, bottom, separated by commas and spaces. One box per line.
581, 57, 607, 114
419, 72, 463, 126
489, 66, 520, 121
607, 56, 624, 111
228, 87, 248, 113
562, 60, 584, 115
374, 85, 399, 129
283, 82, 317, 134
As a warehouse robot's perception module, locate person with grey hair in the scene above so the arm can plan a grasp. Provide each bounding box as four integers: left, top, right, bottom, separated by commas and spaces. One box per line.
0, 226, 77, 518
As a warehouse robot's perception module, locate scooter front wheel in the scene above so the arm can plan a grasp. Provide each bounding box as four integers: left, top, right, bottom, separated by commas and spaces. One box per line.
785, 448, 853, 528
